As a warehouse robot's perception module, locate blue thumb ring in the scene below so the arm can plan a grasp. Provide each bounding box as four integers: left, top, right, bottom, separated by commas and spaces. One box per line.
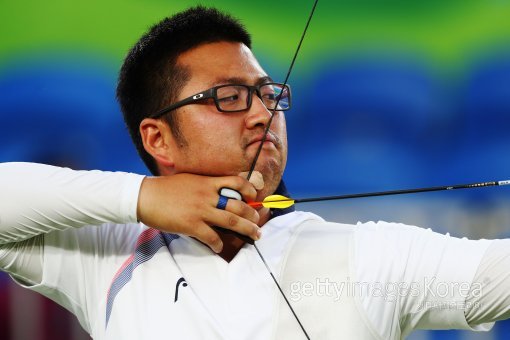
216, 195, 229, 210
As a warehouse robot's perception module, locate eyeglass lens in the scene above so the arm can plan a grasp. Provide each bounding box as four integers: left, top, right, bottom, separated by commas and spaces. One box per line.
216, 84, 290, 112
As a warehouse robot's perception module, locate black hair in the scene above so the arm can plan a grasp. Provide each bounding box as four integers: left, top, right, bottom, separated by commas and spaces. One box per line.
117, 6, 251, 175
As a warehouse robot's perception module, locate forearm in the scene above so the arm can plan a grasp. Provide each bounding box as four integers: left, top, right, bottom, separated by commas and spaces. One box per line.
0, 162, 144, 244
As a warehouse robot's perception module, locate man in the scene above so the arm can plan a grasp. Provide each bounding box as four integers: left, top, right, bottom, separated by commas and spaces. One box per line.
1, 6, 509, 340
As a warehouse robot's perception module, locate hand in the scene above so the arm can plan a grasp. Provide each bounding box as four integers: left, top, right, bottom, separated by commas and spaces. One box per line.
137, 173, 261, 253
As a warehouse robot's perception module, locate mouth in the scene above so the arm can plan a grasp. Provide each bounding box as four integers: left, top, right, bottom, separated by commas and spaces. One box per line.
246, 132, 280, 149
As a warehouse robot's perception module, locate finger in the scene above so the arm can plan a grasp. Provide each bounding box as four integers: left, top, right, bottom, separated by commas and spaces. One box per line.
216, 194, 230, 210
214, 176, 257, 202
206, 208, 261, 241
191, 223, 224, 253
224, 199, 260, 225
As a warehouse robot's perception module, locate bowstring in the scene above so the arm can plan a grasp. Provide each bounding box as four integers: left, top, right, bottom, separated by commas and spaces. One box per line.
246, 0, 318, 181
247, 1, 319, 339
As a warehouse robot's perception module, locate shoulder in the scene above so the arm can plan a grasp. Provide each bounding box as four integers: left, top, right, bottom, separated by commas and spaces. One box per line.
353, 220, 492, 260
353, 220, 436, 250
272, 210, 357, 233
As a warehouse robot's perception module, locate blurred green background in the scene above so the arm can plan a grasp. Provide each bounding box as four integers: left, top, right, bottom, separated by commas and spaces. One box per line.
2, 1, 510, 67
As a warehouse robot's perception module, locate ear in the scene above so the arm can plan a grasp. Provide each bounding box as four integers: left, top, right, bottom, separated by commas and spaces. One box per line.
139, 118, 176, 170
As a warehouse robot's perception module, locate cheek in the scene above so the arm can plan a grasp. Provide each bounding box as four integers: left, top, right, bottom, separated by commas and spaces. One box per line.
179, 110, 220, 144
180, 114, 243, 159
189, 117, 238, 148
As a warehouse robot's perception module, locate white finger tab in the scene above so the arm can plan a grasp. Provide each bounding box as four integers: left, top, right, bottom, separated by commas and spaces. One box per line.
219, 188, 242, 200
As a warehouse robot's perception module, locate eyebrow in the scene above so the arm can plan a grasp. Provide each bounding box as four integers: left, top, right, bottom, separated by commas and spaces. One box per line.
212, 75, 274, 86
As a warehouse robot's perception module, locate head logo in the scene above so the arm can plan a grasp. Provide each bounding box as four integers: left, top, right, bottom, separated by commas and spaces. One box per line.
174, 277, 188, 302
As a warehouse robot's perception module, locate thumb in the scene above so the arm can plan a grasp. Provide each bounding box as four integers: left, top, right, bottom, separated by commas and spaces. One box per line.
238, 170, 264, 190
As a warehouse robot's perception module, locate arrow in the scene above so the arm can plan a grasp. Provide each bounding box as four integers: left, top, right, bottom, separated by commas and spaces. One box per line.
249, 180, 510, 209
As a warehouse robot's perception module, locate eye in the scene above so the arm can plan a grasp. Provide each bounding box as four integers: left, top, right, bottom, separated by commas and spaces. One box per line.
217, 94, 239, 103
217, 86, 242, 103
261, 92, 277, 101
260, 84, 284, 102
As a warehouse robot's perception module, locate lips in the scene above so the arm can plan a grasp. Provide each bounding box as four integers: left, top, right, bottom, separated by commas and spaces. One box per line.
247, 133, 279, 149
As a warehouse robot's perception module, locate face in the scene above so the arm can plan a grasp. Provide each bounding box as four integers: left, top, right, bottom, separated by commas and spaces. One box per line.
165, 41, 288, 199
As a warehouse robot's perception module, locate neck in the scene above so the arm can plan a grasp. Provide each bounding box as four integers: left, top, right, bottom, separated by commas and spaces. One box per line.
216, 207, 271, 262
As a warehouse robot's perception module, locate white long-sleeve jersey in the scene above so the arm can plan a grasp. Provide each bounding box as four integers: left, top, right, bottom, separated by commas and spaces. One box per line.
0, 162, 509, 339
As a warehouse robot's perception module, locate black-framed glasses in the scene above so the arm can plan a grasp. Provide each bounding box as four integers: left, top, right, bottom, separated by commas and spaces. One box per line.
149, 82, 291, 118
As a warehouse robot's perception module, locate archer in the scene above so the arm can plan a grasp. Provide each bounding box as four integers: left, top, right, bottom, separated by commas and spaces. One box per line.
1, 6, 509, 340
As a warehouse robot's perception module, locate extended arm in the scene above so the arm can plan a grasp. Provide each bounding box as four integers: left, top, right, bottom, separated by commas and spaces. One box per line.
353, 222, 510, 338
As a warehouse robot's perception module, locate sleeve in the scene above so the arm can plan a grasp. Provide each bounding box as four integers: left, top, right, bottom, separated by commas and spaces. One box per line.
0, 162, 145, 289
353, 221, 495, 339
465, 239, 510, 327
0, 162, 144, 244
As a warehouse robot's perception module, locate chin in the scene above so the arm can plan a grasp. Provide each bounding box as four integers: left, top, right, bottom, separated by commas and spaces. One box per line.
260, 171, 283, 197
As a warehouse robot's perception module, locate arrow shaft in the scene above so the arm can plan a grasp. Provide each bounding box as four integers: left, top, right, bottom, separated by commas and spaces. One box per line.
258, 180, 510, 207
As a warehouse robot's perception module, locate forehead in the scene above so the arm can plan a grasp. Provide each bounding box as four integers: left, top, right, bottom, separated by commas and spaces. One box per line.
176, 41, 268, 88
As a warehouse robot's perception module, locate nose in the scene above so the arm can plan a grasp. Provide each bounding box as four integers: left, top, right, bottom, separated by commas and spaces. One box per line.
244, 94, 273, 130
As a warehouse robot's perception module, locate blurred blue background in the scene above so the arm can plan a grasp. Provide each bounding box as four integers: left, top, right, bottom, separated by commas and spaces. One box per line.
1, 0, 510, 339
